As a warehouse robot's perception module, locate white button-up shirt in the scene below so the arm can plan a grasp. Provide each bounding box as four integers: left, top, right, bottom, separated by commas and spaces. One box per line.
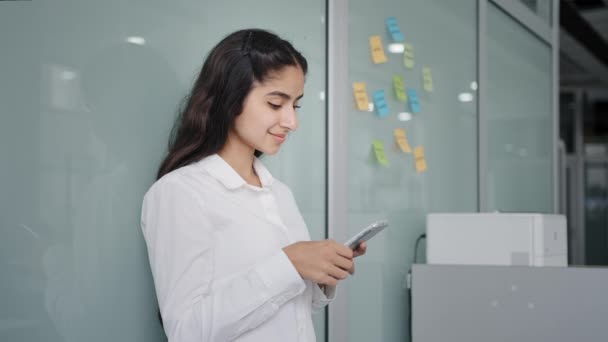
141, 154, 335, 342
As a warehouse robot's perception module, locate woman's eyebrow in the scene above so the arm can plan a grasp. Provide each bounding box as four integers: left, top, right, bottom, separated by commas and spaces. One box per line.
266, 91, 304, 100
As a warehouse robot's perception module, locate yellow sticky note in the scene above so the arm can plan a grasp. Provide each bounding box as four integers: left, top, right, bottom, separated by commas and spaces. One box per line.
392, 75, 407, 102
352, 82, 370, 111
397, 138, 411, 153
393, 128, 412, 153
372, 140, 389, 166
413, 146, 427, 173
415, 159, 427, 173
413, 146, 424, 159
369, 35, 388, 64
394, 128, 405, 138
403, 43, 414, 69
422, 67, 433, 92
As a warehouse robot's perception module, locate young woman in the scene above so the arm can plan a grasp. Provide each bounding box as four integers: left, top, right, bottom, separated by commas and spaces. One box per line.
141, 29, 366, 341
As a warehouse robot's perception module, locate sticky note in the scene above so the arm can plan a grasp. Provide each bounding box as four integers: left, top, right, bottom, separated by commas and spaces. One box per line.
413, 146, 424, 158
394, 128, 405, 138
372, 140, 389, 166
415, 159, 428, 173
392, 75, 407, 102
352, 82, 370, 111
413, 146, 427, 173
407, 88, 420, 113
403, 43, 414, 69
369, 35, 388, 64
372, 90, 389, 117
394, 128, 411, 153
385, 17, 404, 42
422, 67, 434, 92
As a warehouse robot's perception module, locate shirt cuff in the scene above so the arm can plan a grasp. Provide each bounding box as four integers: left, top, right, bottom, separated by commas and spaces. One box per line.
312, 283, 337, 309
256, 250, 306, 304
322, 285, 336, 299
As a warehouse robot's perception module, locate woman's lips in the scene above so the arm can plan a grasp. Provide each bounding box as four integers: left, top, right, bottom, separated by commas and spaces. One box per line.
269, 132, 286, 142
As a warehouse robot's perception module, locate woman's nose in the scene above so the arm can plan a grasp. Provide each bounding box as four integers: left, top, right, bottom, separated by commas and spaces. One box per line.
280, 107, 298, 131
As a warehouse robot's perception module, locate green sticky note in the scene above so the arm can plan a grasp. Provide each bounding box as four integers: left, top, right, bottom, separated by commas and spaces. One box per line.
392, 75, 407, 102
372, 140, 389, 166
403, 43, 414, 69
422, 67, 434, 92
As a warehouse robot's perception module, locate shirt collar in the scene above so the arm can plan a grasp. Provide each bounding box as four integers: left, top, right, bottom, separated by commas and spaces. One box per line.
253, 157, 274, 188
198, 154, 274, 190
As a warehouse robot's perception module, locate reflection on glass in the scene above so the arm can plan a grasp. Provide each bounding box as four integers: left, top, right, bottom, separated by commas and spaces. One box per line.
388, 43, 405, 53
458, 92, 473, 102
398, 112, 412, 121
125, 36, 146, 46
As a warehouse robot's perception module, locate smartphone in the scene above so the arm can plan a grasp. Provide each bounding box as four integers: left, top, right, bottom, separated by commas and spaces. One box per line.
344, 219, 389, 250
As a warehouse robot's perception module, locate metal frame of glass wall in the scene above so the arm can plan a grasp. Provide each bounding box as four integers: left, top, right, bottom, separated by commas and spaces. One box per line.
560, 87, 586, 265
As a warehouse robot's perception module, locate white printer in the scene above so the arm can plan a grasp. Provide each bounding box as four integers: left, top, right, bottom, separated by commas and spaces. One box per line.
426, 213, 568, 266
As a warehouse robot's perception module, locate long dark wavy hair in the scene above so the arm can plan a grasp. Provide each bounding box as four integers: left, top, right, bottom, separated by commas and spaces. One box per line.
156, 29, 308, 180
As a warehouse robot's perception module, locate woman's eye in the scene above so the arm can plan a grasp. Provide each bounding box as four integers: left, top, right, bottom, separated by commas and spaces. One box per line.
294, 105, 302, 110
268, 103, 281, 109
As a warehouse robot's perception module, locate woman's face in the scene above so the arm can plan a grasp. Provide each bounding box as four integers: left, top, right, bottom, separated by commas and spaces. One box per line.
230, 65, 305, 155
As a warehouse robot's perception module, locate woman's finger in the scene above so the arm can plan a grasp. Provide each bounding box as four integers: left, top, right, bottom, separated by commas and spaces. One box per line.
327, 265, 349, 280
332, 254, 354, 271
353, 242, 367, 257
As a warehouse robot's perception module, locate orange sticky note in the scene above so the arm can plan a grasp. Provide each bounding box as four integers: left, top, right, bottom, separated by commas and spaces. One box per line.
352, 82, 370, 111
413, 146, 424, 159
394, 128, 411, 153
415, 159, 427, 173
394, 128, 405, 138
369, 35, 388, 64
413, 146, 427, 173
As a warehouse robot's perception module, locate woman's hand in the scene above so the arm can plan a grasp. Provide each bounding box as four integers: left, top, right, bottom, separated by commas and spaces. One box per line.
283, 240, 354, 286
348, 241, 367, 275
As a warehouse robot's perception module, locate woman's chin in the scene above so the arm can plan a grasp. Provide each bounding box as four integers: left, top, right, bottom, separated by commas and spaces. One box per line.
259, 145, 281, 156
263, 149, 280, 156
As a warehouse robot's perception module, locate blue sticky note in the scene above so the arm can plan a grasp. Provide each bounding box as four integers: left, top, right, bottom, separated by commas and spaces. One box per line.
407, 88, 420, 113
385, 17, 405, 42
373, 90, 389, 117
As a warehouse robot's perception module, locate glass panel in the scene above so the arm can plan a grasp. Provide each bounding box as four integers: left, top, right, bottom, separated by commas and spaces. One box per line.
0, 0, 327, 341
345, 0, 478, 340
486, 3, 553, 213
560, 92, 576, 154
585, 162, 608, 265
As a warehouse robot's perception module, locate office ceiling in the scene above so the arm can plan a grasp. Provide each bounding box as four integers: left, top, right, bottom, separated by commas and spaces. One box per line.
561, 0, 608, 87
577, 1, 608, 45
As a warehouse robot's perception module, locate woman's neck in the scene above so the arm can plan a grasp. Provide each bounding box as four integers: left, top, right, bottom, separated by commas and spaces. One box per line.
217, 138, 261, 187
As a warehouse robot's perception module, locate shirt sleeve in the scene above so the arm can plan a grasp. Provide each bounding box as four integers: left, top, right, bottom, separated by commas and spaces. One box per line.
311, 284, 337, 314
141, 178, 306, 342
